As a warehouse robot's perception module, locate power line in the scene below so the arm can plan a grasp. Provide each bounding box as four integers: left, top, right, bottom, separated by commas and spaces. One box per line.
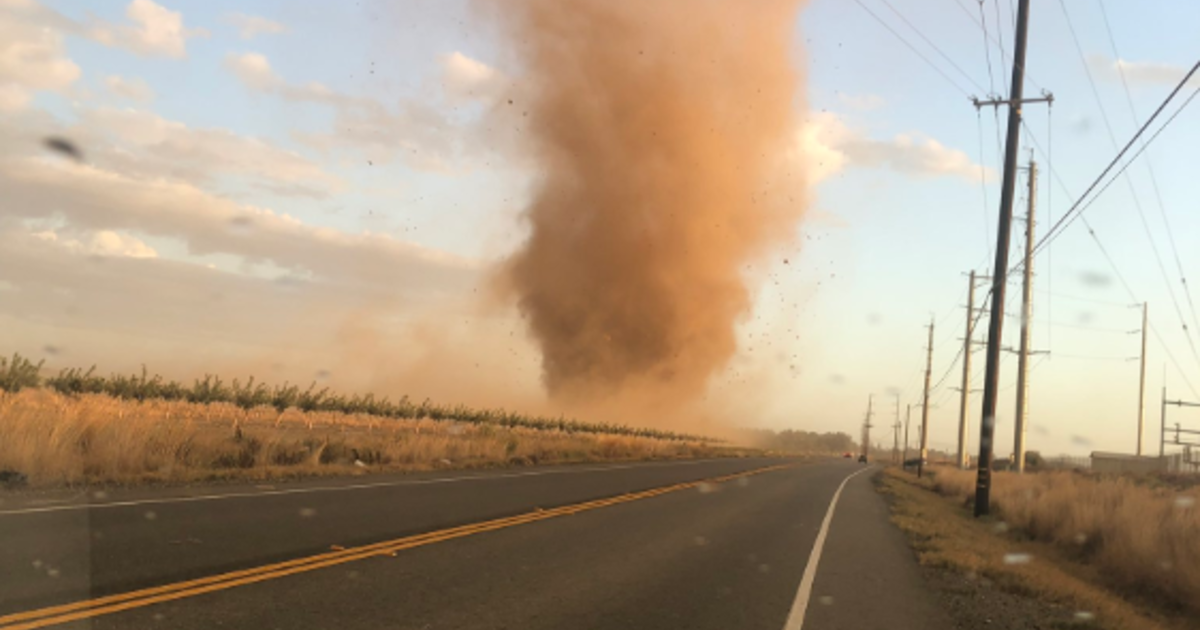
1032, 320, 1139, 335
1022, 61, 1200, 263
991, 0, 1009, 96
975, 114, 994, 268
1097, 0, 1200, 364
1017, 124, 1200, 400
977, 1, 1005, 162
876, 0, 989, 94
852, 0, 975, 98
1037, 290, 1138, 309
1062, 82, 1200, 398
1056, 0, 1198, 376
1050, 353, 1140, 362
973, 0, 998, 97
948, 0, 1046, 92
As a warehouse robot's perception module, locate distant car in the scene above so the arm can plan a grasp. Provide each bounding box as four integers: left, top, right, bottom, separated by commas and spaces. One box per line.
857, 454, 868, 463
843, 452, 852, 458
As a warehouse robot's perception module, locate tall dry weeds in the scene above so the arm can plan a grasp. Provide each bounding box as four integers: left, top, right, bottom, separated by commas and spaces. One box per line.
928, 466, 1200, 616
0, 389, 731, 487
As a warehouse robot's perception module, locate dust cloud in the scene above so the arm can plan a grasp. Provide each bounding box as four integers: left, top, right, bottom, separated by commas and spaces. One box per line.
493, 0, 810, 408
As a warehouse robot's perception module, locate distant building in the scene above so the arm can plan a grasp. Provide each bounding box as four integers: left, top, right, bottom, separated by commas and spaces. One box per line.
1089, 451, 1168, 474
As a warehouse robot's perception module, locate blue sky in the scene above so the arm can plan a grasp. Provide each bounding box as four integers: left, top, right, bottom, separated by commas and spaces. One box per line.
2, 0, 1198, 457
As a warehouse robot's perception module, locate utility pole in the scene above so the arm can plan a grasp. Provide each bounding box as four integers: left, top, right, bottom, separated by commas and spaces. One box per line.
903, 404, 911, 464
893, 394, 901, 464
975, 0, 1035, 518
919, 318, 934, 478
1014, 158, 1037, 473
1161, 381, 1167, 457
958, 271, 978, 469
862, 395, 874, 460
1137, 302, 1148, 455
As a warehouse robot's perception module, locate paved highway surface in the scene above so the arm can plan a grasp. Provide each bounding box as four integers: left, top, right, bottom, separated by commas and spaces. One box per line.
0, 458, 952, 630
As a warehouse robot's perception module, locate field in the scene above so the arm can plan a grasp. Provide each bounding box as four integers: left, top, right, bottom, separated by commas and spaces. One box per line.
916, 466, 1200, 622
0, 387, 748, 487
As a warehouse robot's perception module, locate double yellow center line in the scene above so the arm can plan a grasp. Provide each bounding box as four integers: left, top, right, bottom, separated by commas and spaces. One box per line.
0, 463, 794, 630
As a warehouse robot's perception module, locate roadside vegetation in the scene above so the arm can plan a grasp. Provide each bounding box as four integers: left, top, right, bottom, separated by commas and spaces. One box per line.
0, 387, 744, 487
0, 353, 864, 487
878, 466, 1198, 630
0, 353, 712, 441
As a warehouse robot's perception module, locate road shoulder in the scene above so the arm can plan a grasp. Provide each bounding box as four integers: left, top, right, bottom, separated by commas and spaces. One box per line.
802, 465, 955, 630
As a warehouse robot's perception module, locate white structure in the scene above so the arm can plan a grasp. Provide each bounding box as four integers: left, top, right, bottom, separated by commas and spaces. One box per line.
1089, 452, 1168, 475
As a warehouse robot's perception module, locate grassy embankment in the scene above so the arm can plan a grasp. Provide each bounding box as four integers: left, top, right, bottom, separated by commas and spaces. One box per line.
879, 466, 1199, 630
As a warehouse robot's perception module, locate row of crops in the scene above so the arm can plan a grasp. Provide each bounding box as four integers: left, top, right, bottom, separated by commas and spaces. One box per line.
0, 353, 718, 442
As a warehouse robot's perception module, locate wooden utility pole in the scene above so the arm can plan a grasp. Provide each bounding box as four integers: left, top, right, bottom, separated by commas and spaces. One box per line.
975, 0, 1034, 517
1137, 303, 1148, 455
893, 394, 901, 464
862, 395, 874, 460
958, 271, 977, 469
919, 319, 934, 477
903, 404, 911, 464
1014, 158, 1037, 473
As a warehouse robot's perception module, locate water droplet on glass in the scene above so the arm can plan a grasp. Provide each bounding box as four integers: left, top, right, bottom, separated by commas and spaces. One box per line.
299, 507, 317, 518
92, 491, 108, 500
32, 560, 43, 569
993, 522, 1009, 533
818, 595, 834, 606
47, 568, 60, 578
1074, 533, 1088, 545
1073, 611, 1095, 622
1174, 495, 1195, 509
1003, 553, 1032, 565
697, 482, 717, 494
737, 477, 750, 487
694, 536, 708, 546
144, 511, 157, 521
153, 613, 166, 621
758, 563, 771, 573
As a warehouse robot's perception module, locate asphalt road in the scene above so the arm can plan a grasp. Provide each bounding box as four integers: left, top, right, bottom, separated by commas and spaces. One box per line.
0, 458, 952, 630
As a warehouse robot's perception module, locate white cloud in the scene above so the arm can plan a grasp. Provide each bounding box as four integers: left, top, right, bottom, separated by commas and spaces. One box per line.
226, 50, 458, 169
76, 107, 341, 197
442, 51, 503, 100
836, 92, 885, 112
33, 228, 158, 258
224, 51, 279, 90
0, 156, 473, 289
0, 83, 30, 112
104, 75, 154, 102
225, 12, 285, 40
795, 113, 991, 183
87, 0, 208, 59
841, 133, 984, 181
0, 0, 81, 109
1088, 55, 1200, 88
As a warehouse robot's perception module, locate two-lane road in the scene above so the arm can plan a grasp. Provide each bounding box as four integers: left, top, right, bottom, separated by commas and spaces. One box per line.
0, 458, 952, 630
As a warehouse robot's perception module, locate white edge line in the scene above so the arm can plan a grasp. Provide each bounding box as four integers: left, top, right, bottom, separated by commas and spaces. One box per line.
782, 465, 875, 630
0, 458, 726, 516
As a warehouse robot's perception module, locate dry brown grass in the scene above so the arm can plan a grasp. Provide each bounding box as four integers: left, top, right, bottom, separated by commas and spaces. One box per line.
878, 468, 1193, 630
0, 389, 744, 487
919, 465, 1200, 621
